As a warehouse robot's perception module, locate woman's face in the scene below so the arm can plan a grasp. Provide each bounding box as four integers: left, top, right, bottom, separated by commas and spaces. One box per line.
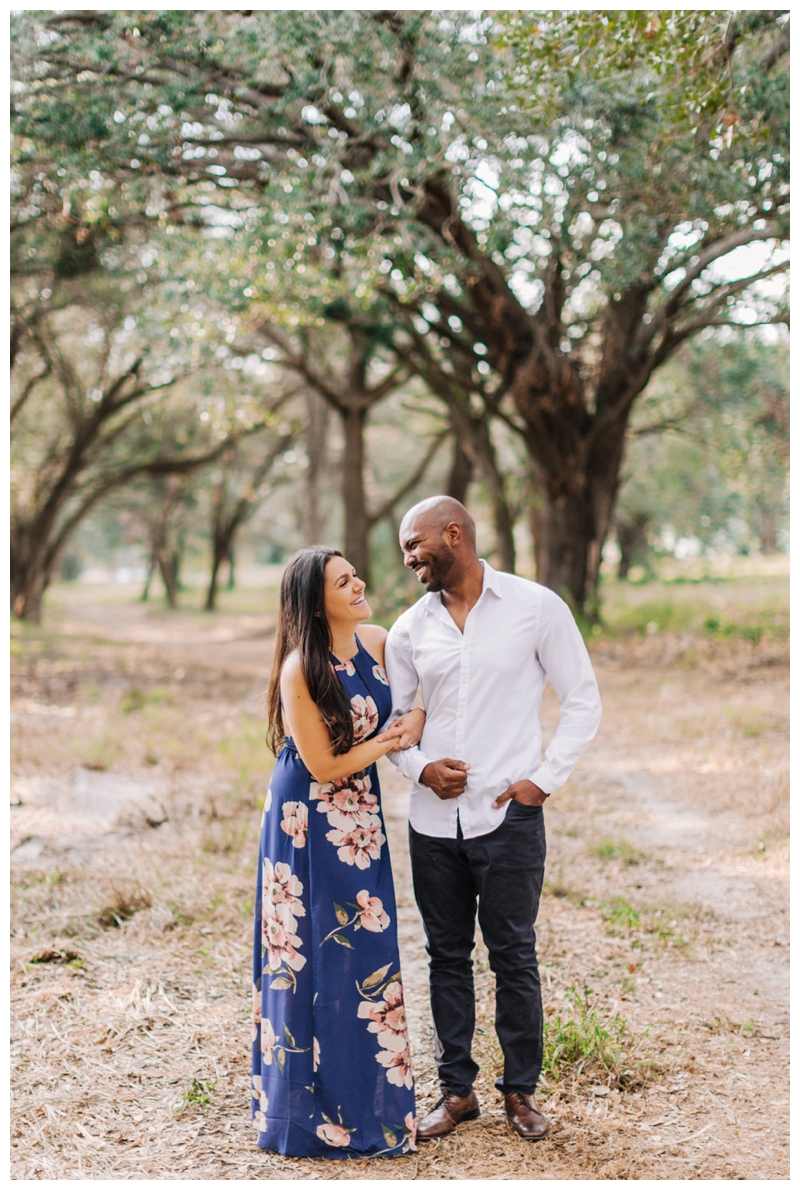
323, 556, 371, 628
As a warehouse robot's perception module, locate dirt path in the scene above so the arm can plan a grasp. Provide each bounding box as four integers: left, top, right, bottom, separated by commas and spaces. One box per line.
10, 597, 789, 1179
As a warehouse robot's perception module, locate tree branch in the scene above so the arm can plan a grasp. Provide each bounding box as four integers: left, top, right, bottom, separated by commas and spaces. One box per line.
367, 429, 448, 527
11, 361, 52, 424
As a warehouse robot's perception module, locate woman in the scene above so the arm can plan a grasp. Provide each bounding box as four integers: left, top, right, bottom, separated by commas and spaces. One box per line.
251, 546, 423, 1158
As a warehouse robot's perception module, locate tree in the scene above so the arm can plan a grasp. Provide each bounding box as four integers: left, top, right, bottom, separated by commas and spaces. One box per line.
140, 474, 195, 607
256, 320, 447, 584
12, 9, 788, 607
10, 280, 263, 620
615, 332, 789, 567
204, 419, 297, 611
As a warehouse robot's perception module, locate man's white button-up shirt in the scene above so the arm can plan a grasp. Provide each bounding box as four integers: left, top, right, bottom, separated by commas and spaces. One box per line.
384, 561, 602, 840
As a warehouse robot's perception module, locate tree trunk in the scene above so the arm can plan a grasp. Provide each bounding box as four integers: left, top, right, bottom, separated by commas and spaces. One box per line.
10, 517, 63, 622
158, 547, 179, 608
205, 545, 223, 611
616, 511, 651, 580
444, 398, 516, 574
205, 530, 235, 611
531, 485, 593, 606
340, 403, 370, 584
304, 388, 329, 545
226, 548, 235, 590
472, 419, 516, 574
141, 563, 154, 602
528, 428, 625, 613
10, 547, 51, 622
447, 438, 474, 504
757, 507, 777, 555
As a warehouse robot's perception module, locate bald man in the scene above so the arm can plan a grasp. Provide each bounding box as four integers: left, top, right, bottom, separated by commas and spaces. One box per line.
385, 497, 601, 1142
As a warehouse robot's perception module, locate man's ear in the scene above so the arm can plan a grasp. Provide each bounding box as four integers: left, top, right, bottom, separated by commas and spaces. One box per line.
445, 521, 462, 546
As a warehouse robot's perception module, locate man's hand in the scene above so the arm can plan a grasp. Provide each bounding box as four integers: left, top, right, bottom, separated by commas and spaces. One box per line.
493, 779, 548, 810
420, 759, 470, 800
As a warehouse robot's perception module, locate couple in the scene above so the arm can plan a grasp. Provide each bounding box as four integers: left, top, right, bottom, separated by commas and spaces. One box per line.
251, 496, 602, 1159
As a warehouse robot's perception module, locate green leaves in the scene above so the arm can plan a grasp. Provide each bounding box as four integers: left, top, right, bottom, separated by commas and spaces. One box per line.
333, 902, 349, 925
269, 976, 293, 991
361, 963, 392, 990
332, 933, 354, 948
382, 1125, 397, 1148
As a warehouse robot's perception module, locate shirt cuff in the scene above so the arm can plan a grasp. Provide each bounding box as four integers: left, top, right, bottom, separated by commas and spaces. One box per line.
530, 763, 557, 797
388, 745, 430, 785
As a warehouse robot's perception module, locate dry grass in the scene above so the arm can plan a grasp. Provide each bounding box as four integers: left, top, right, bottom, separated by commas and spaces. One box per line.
10, 574, 789, 1179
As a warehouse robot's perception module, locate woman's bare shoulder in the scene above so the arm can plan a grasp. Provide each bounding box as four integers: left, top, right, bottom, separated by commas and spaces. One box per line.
280, 649, 306, 690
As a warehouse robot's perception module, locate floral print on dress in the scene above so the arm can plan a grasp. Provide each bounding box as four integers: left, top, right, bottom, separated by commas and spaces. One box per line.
311, 771, 385, 869
325, 814, 385, 869
375, 1110, 417, 1155
371, 662, 389, 686
333, 658, 356, 677
260, 1016, 309, 1072
251, 1074, 269, 1131
317, 1120, 353, 1147
280, 800, 308, 848
356, 890, 391, 933
252, 982, 262, 1042
310, 773, 377, 824
260, 786, 273, 831
357, 966, 414, 1091
262, 858, 306, 989
350, 694, 379, 741
320, 890, 391, 948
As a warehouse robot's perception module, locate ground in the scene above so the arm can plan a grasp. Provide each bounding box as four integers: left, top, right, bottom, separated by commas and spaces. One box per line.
10, 563, 789, 1179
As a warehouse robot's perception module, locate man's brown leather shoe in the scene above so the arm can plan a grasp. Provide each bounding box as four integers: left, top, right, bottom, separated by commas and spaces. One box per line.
504, 1091, 549, 1140
417, 1090, 480, 1140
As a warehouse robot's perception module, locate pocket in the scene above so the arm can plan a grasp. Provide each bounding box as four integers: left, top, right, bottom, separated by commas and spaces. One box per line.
505, 798, 543, 818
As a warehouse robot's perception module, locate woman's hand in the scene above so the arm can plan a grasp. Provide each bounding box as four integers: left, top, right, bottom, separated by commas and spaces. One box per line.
377, 708, 426, 750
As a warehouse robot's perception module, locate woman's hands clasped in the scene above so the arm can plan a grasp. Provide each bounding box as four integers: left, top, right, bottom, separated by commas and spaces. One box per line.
376, 707, 426, 751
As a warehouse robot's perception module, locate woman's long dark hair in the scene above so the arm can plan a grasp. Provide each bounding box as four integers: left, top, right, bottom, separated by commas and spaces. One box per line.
266, 546, 355, 758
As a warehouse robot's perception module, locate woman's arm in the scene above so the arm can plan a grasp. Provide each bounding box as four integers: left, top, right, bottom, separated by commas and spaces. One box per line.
280, 652, 402, 784
356, 624, 425, 748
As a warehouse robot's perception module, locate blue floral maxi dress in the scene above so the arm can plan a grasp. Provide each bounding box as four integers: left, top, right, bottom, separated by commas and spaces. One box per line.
251, 639, 417, 1158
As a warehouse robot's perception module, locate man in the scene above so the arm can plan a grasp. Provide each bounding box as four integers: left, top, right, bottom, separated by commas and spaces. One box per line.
384, 496, 601, 1142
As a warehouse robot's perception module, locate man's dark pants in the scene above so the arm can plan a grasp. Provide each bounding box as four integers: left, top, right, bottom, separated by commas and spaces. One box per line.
408, 799, 547, 1097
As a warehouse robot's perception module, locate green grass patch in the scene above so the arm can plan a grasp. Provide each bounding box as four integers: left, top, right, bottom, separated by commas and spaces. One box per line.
179, 1076, 217, 1111
596, 566, 788, 642
210, 713, 271, 794
599, 896, 641, 935
543, 986, 658, 1090
96, 885, 152, 929
79, 732, 123, 772
588, 836, 645, 866
120, 685, 172, 714
200, 819, 250, 855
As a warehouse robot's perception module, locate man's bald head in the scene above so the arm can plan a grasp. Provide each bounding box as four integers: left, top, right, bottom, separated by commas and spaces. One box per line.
400, 496, 477, 549
399, 495, 480, 593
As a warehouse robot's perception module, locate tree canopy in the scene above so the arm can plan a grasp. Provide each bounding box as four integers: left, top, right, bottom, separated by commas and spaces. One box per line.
11, 9, 790, 614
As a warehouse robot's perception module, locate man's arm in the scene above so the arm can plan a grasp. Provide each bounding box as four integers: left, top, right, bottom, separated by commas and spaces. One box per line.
528, 588, 602, 795
384, 620, 432, 784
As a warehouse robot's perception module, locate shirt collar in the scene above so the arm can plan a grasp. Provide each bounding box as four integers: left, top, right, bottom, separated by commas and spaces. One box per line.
478, 559, 504, 598
422, 557, 504, 617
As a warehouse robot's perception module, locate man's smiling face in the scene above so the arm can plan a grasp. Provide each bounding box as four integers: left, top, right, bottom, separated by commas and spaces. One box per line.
399, 514, 457, 593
